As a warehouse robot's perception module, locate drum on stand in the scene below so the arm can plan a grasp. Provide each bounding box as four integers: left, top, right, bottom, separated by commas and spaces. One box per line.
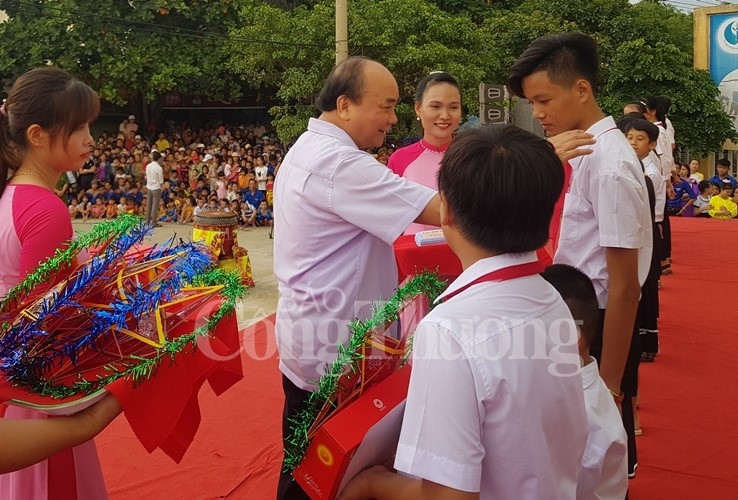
193, 211, 254, 287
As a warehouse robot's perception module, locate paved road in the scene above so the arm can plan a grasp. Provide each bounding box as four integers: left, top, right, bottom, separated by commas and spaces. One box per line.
71, 220, 279, 329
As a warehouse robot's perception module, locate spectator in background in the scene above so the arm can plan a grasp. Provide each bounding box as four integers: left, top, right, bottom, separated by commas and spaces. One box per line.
242, 179, 265, 226
78, 154, 97, 191
708, 158, 737, 188
155, 132, 171, 152
266, 173, 275, 207
145, 151, 164, 226
90, 197, 105, 219
254, 156, 268, 196
255, 200, 273, 227
708, 180, 738, 219
689, 159, 704, 183
666, 166, 696, 217
104, 199, 118, 219
693, 180, 713, 217
124, 115, 138, 136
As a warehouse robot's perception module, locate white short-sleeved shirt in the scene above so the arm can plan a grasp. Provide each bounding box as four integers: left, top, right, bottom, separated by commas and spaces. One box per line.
577, 358, 628, 500
274, 118, 436, 390
554, 116, 653, 308
145, 161, 163, 191
394, 252, 588, 499
255, 165, 268, 191
654, 122, 674, 178
644, 151, 666, 222
665, 116, 676, 149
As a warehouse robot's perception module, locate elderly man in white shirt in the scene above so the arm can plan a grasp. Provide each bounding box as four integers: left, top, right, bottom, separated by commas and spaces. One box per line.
273, 57, 441, 500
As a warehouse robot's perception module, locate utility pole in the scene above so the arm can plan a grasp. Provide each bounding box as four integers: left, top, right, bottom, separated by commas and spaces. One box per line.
335, 0, 348, 65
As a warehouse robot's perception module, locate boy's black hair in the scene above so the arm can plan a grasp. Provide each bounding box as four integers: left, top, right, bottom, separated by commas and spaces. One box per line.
437, 124, 563, 253
619, 117, 659, 143
615, 115, 638, 136
540, 264, 598, 348
717, 158, 731, 168
507, 33, 600, 99
698, 180, 711, 193
710, 181, 722, 191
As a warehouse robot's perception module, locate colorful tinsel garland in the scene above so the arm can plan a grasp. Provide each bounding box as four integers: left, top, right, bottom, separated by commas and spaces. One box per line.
282, 271, 446, 473
0, 216, 248, 401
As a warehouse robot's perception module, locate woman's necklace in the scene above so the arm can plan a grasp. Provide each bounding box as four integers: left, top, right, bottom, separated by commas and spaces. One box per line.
13, 170, 54, 190
419, 139, 449, 155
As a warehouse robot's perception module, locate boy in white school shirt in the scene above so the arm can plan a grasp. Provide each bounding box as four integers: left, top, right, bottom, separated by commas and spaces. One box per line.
340, 125, 588, 500
542, 264, 628, 500
507, 33, 652, 478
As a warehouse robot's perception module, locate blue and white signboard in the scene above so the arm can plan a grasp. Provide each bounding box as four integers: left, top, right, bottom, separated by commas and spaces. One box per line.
711, 13, 738, 130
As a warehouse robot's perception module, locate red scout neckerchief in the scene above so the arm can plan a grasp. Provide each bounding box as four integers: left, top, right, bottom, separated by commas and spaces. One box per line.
441, 260, 545, 303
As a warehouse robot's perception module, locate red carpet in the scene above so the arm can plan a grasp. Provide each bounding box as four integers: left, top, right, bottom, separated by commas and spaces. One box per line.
97, 217, 738, 499
628, 217, 738, 498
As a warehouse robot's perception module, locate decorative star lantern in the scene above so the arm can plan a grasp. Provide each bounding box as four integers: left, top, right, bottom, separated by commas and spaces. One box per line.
0, 215, 247, 413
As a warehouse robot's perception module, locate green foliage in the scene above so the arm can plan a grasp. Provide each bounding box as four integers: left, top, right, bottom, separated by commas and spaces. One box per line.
244, 0, 733, 153
460, 0, 731, 154
235, 0, 485, 142
517, 0, 631, 36
0, 0, 733, 153
0, 0, 246, 121
478, 11, 580, 83
602, 39, 736, 155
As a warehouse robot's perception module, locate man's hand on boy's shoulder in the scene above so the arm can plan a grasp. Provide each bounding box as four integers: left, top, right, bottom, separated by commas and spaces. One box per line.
548, 130, 595, 164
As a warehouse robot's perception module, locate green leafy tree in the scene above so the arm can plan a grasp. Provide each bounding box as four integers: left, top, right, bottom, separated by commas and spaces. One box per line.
230, 0, 732, 154
228, 0, 485, 143
477, 11, 579, 83
1, 0, 732, 153
479, 0, 734, 154
0, 0, 245, 127
430, 0, 532, 23
226, 2, 335, 143
601, 39, 735, 156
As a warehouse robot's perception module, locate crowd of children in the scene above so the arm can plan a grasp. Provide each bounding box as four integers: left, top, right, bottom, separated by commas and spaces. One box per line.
59, 122, 300, 229
661, 158, 738, 219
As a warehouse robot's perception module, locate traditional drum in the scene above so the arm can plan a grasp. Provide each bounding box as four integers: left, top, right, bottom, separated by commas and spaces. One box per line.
193, 211, 254, 287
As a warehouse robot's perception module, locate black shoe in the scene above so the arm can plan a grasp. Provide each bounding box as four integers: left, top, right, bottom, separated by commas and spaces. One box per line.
641, 352, 655, 362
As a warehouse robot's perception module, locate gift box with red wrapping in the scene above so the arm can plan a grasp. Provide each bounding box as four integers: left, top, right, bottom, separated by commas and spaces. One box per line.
293, 365, 411, 500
